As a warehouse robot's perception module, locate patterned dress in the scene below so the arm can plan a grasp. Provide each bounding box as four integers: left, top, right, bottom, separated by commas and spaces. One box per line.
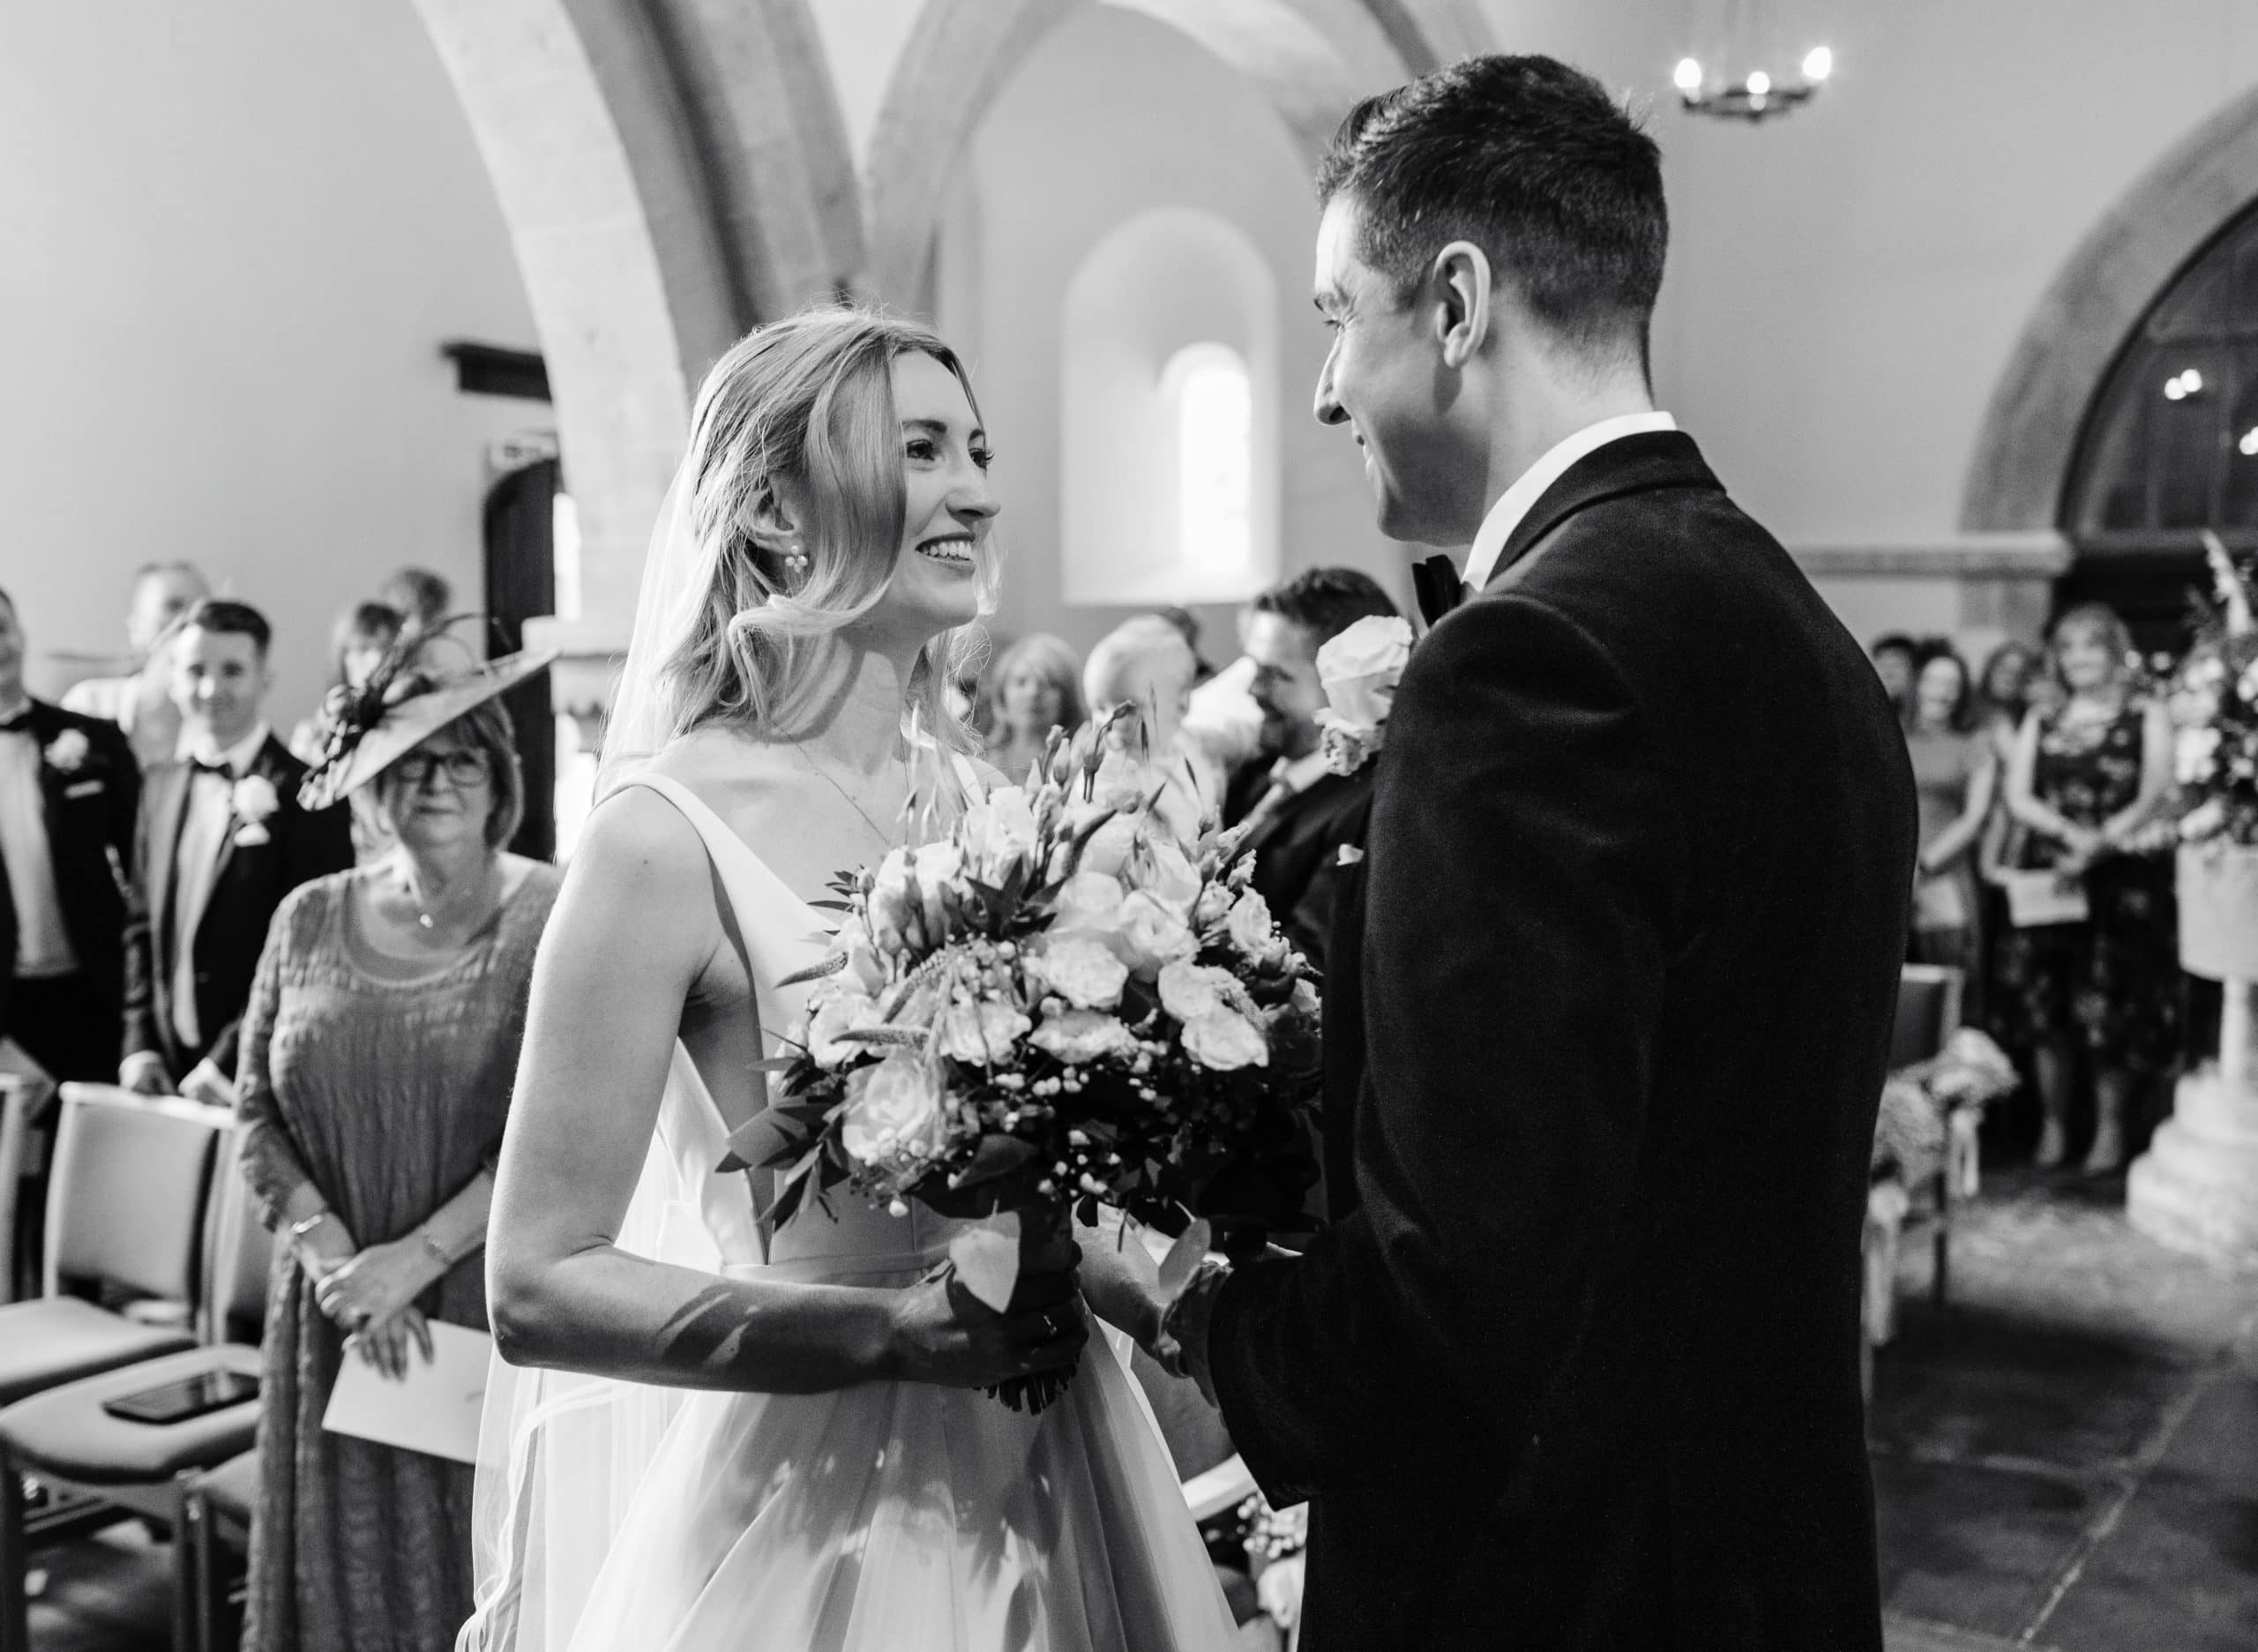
1994, 702, 2177, 1072
235, 863, 559, 1652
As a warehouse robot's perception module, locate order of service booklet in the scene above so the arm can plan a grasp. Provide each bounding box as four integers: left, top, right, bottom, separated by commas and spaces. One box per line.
322, 1319, 492, 1464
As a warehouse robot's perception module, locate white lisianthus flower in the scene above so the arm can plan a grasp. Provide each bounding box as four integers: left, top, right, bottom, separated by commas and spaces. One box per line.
938, 998, 1033, 1065
1114, 890, 1199, 978
2177, 725, 2222, 786
912, 841, 965, 936
1076, 813, 1139, 878
840, 1052, 951, 1164
1035, 933, 1130, 1010
1224, 886, 1275, 960
1317, 615, 1413, 729
806, 988, 886, 1067
1135, 833, 1203, 916
1191, 878, 1235, 931
1157, 960, 1239, 1022
867, 848, 919, 952
1029, 1007, 1136, 1064
836, 919, 888, 996
1183, 1007, 1267, 1071
961, 786, 1039, 881
1052, 871, 1126, 933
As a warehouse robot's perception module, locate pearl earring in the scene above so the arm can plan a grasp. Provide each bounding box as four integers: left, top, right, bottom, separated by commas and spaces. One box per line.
782, 540, 810, 580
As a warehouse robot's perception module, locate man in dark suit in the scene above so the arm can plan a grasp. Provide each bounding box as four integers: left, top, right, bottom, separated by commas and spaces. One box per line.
1222, 567, 1400, 971
0, 587, 141, 1088
1166, 57, 1916, 1650
121, 598, 351, 1105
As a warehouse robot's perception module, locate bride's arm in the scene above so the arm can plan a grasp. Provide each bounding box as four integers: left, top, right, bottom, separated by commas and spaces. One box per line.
486, 789, 1083, 1394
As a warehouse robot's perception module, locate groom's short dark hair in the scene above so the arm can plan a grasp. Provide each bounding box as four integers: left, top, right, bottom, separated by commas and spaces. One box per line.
1318, 55, 1666, 370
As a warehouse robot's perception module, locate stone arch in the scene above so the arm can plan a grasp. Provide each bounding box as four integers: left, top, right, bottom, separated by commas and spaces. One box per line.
408, 0, 863, 681
860, 0, 1496, 307
1962, 85, 2258, 532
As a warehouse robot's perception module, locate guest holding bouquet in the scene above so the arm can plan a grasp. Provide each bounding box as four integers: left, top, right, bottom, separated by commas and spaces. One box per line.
1998, 603, 2173, 1171
1905, 645, 1997, 989
233, 647, 558, 1652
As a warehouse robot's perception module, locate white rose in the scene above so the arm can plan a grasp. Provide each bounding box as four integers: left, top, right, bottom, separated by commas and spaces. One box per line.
1317, 615, 1413, 729
1076, 813, 1139, 878
1034, 934, 1130, 1010
840, 1053, 952, 1164
1182, 1007, 1267, 1071
1157, 960, 1238, 1023
961, 786, 1038, 881
1051, 871, 1126, 933
806, 987, 886, 1068
42, 729, 91, 774
1114, 890, 1198, 978
1029, 1008, 1136, 1065
1224, 887, 1276, 960
232, 774, 280, 823
938, 998, 1033, 1066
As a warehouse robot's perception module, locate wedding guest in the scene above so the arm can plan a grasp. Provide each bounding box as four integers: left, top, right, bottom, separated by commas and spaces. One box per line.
1225, 567, 1400, 967
1905, 645, 1997, 998
287, 602, 404, 765
235, 651, 558, 1652
1998, 603, 2174, 1172
1083, 613, 1219, 836
61, 560, 210, 768
120, 600, 352, 1105
1975, 639, 2044, 760
1868, 631, 1919, 724
378, 567, 451, 638
0, 588, 140, 1291
981, 632, 1084, 787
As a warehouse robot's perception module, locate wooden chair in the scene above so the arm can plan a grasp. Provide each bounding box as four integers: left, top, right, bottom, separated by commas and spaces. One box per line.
1862, 964, 1968, 1407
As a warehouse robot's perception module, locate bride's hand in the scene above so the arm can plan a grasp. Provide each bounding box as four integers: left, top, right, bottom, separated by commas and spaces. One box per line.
888, 1263, 1088, 1390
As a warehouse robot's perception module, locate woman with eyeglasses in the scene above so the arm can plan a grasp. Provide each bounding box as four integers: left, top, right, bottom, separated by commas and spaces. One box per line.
230, 652, 558, 1652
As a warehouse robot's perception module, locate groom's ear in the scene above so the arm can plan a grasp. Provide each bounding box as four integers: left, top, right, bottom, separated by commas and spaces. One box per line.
1429, 241, 1493, 370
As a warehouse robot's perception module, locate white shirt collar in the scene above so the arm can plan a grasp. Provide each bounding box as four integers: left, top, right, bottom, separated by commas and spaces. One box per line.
191, 721, 271, 776
1461, 411, 1678, 593
1273, 747, 1333, 797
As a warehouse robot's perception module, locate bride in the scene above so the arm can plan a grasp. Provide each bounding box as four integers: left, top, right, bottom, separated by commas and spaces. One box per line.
457, 308, 1237, 1651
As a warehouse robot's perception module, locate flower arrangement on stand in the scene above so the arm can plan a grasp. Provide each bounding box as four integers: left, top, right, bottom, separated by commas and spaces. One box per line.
725, 721, 1324, 1411
2169, 531, 2258, 849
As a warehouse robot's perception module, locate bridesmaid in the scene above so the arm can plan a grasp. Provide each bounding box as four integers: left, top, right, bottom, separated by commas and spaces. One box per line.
233, 648, 558, 1652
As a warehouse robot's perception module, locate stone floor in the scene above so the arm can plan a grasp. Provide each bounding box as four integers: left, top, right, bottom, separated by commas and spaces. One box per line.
25, 1170, 2258, 1649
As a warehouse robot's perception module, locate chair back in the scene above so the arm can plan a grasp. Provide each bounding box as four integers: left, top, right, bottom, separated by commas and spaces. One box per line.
43, 1083, 232, 1307
200, 1125, 280, 1346
1890, 964, 1966, 1069
0, 1072, 44, 1302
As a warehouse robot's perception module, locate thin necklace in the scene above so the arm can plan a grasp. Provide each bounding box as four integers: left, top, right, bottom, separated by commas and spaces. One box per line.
400, 857, 500, 932
788, 739, 901, 848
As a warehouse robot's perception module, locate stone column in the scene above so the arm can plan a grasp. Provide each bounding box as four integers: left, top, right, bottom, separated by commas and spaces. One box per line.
2128, 846, 2258, 1264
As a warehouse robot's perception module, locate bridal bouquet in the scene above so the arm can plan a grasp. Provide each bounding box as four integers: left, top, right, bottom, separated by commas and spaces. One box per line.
722, 723, 1323, 1409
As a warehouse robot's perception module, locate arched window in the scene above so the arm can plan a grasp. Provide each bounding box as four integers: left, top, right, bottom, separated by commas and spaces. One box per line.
2062, 203, 2258, 643
1163, 343, 1253, 578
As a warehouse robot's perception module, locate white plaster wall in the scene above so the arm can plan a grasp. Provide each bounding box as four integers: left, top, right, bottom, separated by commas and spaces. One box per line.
0, 0, 538, 723
938, 4, 1400, 663
1483, 0, 2258, 549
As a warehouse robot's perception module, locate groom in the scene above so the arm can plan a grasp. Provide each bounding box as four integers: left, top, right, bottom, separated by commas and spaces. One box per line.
1170, 56, 1915, 1650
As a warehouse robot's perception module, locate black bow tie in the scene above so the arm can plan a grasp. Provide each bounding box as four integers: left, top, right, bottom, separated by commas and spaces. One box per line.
0, 709, 30, 734
193, 757, 236, 780
1411, 553, 1465, 627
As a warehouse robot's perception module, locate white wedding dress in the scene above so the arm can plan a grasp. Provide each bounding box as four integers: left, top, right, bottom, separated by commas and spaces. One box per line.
460, 772, 1235, 1652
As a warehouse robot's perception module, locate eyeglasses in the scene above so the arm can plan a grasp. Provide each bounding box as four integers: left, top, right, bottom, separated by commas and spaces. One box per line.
393, 748, 492, 788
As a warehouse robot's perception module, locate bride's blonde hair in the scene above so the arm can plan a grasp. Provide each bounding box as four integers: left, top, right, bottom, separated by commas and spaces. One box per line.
660, 306, 997, 755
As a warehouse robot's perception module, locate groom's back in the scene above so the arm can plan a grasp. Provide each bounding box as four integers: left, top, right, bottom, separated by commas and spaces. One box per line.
1442, 437, 1915, 1647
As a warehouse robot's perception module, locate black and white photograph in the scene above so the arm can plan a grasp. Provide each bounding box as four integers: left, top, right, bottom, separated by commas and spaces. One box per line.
3, 3, 2256, 1648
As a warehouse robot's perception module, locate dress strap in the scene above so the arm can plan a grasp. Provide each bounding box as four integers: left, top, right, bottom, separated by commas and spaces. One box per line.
613, 774, 834, 1043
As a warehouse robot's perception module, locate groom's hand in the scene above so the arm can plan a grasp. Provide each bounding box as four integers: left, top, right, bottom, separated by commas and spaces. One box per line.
888, 1266, 1088, 1391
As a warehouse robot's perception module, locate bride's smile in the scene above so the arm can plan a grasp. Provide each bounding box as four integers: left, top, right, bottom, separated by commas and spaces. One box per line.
876, 348, 997, 637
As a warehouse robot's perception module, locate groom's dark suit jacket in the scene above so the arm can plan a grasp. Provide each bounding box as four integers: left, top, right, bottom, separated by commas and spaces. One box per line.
1208, 432, 1915, 1651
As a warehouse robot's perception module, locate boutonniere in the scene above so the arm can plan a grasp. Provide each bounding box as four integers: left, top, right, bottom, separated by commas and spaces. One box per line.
41, 729, 91, 775
1314, 616, 1414, 778
231, 774, 281, 847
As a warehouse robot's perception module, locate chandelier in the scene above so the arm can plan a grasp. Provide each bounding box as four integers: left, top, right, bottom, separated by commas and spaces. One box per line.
1672, 0, 1833, 123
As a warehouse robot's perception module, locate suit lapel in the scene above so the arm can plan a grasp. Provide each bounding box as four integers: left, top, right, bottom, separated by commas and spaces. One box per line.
1482, 430, 1723, 594
149, 761, 194, 966
188, 733, 286, 953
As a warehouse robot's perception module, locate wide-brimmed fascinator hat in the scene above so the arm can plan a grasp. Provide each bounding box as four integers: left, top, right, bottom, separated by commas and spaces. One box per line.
297, 630, 555, 811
